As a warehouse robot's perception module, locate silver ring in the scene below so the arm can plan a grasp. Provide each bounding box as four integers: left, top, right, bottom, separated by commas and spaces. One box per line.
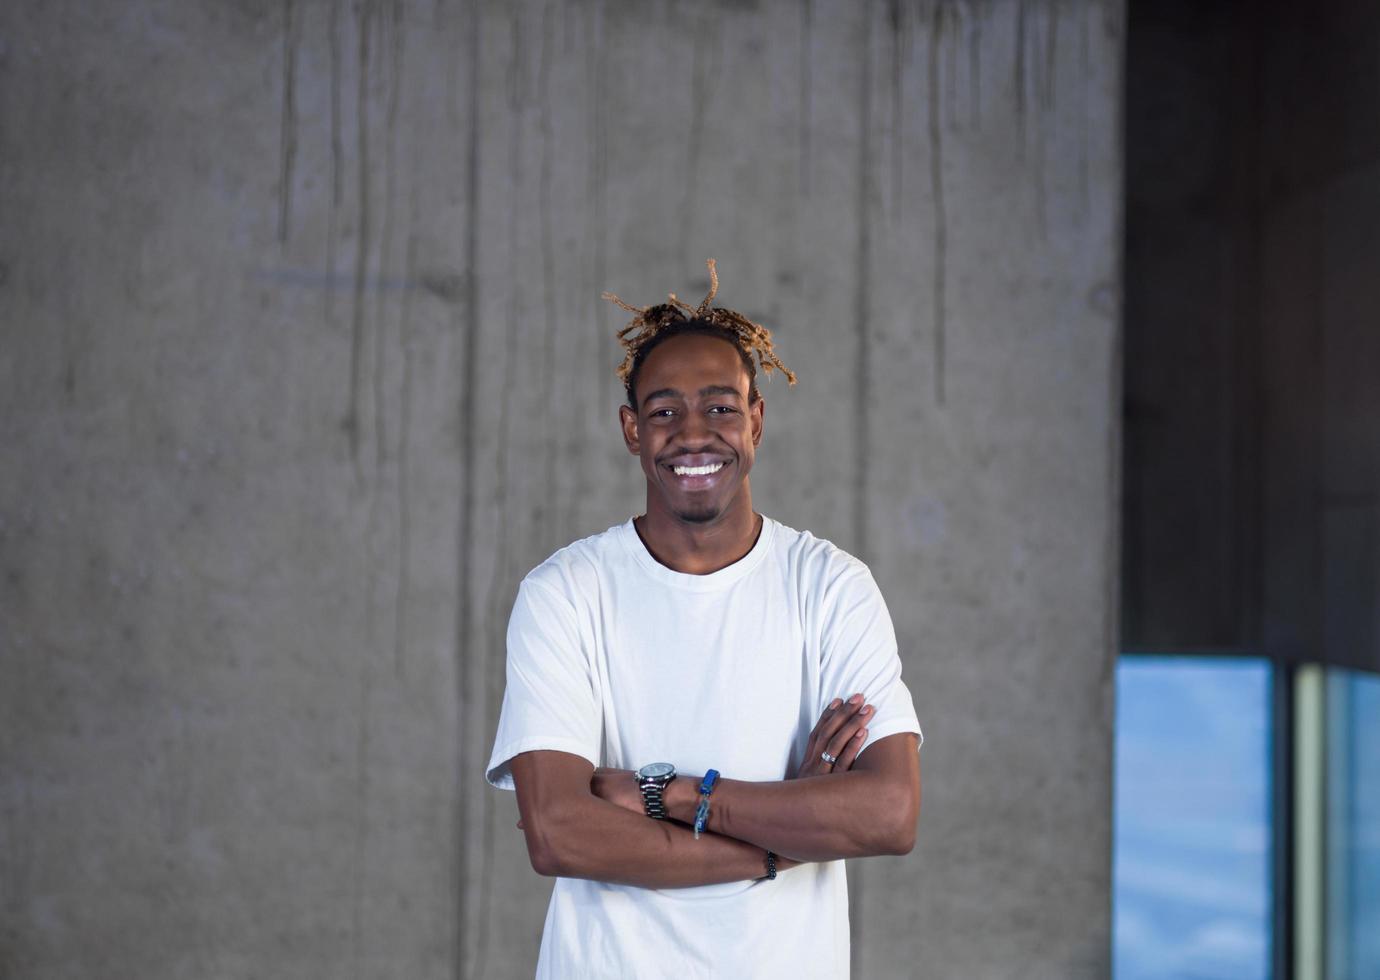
821, 751, 837, 765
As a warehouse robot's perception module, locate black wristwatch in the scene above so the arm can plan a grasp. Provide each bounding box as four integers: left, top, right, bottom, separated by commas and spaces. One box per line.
636, 762, 677, 820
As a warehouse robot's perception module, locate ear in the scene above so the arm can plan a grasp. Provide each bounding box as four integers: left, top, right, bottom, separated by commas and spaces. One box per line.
750, 397, 765, 447
619, 404, 641, 455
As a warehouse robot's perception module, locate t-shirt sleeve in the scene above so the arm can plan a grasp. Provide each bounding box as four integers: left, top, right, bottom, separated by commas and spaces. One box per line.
485, 576, 602, 790
817, 562, 923, 754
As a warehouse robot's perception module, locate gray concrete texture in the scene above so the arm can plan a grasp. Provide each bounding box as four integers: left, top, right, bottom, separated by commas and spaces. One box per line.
0, 1, 1121, 977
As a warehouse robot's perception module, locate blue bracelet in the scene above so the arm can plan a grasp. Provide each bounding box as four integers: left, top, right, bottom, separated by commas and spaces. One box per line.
693, 769, 720, 839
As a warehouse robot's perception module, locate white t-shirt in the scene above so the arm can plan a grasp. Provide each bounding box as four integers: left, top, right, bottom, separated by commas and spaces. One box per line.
486, 516, 922, 979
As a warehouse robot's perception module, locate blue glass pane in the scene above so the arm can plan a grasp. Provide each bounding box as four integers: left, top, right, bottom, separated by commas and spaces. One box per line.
1114, 657, 1272, 980
1326, 668, 1380, 980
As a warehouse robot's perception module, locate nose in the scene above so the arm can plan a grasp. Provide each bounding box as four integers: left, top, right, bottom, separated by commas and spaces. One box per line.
676, 408, 712, 446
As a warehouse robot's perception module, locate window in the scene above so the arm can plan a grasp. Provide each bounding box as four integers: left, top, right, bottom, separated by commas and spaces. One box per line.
1326, 668, 1380, 978
1114, 656, 1273, 980
1303, 667, 1380, 980
1116, 658, 1380, 979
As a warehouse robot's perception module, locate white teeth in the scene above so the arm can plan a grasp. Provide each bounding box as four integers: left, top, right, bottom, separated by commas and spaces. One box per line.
672, 462, 725, 477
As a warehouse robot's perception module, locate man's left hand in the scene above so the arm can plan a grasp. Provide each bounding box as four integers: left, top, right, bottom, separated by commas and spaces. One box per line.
794, 694, 872, 778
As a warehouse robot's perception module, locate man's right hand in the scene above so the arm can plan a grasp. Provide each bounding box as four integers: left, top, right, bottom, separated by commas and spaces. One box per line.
795, 694, 872, 778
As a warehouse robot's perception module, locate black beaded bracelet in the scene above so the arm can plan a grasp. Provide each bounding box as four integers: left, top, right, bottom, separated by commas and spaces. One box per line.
763, 850, 777, 881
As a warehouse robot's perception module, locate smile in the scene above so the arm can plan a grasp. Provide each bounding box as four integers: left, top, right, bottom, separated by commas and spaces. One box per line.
672, 462, 726, 477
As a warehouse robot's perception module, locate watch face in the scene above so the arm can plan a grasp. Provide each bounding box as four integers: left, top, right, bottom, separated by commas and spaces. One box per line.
638, 762, 675, 780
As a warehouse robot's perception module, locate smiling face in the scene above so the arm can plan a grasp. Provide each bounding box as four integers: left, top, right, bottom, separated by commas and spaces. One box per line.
619, 332, 765, 527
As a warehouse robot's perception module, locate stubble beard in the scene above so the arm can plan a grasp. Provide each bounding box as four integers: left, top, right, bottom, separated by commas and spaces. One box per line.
673, 502, 721, 524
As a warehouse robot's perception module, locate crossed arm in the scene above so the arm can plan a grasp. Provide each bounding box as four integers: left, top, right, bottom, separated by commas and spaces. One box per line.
510, 697, 921, 889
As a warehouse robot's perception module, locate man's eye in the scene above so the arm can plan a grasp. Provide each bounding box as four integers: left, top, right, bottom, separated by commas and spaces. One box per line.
708, 405, 736, 415
651, 408, 676, 418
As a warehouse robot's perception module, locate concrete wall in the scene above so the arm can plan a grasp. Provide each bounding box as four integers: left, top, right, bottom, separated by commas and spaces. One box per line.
0, 2, 1122, 977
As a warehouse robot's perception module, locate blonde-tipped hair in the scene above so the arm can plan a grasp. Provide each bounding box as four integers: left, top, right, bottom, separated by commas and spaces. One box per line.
602, 259, 797, 405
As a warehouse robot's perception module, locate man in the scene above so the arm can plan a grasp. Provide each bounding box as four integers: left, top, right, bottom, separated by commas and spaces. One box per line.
485, 260, 922, 978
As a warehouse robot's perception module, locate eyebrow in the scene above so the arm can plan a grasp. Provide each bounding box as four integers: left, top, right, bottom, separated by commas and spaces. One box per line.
641, 384, 746, 407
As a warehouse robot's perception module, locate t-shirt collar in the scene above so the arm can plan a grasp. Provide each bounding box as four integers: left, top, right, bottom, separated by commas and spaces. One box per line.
618, 515, 776, 592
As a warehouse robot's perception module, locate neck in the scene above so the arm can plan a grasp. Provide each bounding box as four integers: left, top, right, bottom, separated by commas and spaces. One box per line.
634, 492, 761, 576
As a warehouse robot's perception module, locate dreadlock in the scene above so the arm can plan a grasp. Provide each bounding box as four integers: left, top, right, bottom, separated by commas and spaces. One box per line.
603, 258, 797, 408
